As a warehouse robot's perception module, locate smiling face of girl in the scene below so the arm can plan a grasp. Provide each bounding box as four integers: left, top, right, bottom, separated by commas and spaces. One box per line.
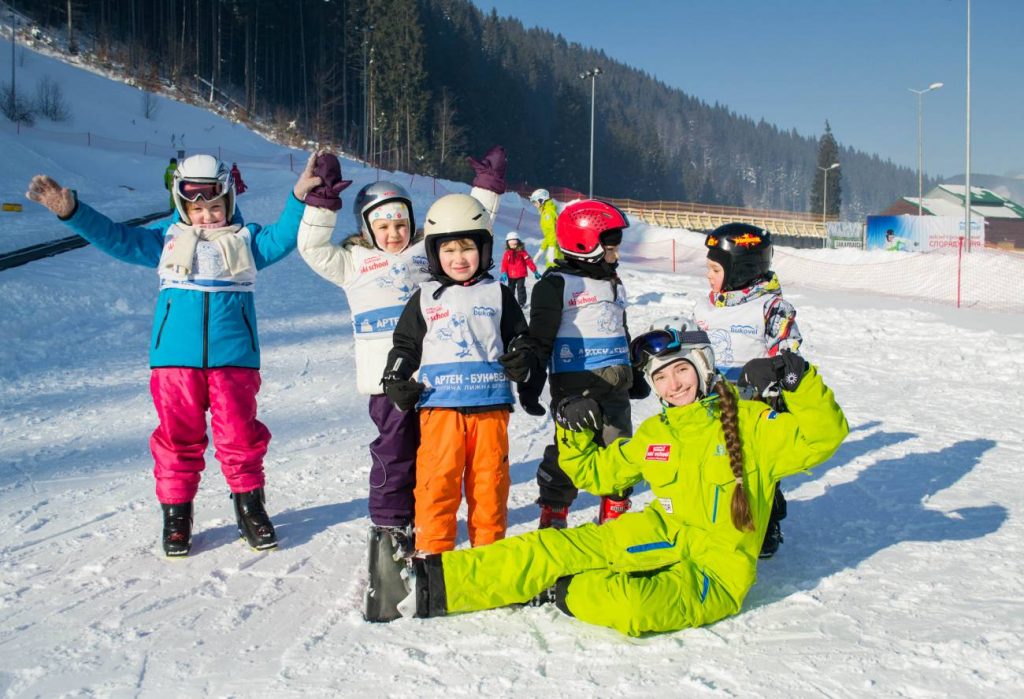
651, 359, 700, 407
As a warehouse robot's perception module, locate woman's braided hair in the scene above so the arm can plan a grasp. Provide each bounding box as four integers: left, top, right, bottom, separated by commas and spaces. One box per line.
714, 378, 755, 532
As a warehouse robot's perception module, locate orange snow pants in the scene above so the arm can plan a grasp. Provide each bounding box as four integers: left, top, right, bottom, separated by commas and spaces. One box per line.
414, 408, 511, 554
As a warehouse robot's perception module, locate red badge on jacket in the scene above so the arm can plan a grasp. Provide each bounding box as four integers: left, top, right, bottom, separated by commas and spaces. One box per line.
645, 444, 671, 461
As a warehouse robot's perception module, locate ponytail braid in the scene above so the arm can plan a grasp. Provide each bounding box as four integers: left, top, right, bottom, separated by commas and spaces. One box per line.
715, 379, 755, 532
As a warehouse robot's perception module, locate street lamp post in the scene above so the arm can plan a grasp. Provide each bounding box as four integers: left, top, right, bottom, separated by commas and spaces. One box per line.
579, 67, 602, 198
965, 0, 973, 252
818, 163, 839, 223
909, 82, 943, 215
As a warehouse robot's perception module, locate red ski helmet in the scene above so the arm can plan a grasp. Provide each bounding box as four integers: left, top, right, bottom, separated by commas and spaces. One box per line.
556, 200, 629, 261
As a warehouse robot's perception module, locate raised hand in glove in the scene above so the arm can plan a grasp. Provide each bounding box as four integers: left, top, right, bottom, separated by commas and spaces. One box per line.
627, 368, 651, 400
739, 350, 808, 398
533, 271, 542, 280
303, 153, 352, 211
382, 372, 425, 411
498, 335, 538, 383
554, 394, 603, 433
467, 145, 507, 195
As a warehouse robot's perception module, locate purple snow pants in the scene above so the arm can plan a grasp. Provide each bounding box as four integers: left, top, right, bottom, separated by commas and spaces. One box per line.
367, 394, 418, 527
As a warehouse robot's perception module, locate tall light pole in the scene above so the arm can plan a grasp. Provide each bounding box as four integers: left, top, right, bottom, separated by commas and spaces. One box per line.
964, 0, 973, 252
579, 67, 602, 198
818, 163, 839, 223
10, 4, 15, 101
909, 82, 943, 215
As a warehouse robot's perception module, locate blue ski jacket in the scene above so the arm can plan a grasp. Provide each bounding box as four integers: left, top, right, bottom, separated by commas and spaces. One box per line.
61, 194, 304, 369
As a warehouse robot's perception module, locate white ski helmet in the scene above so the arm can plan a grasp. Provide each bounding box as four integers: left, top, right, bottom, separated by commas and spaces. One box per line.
505, 231, 521, 244
353, 181, 415, 251
423, 193, 493, 278
172, 154, 235, 225
529, 189, 550, 205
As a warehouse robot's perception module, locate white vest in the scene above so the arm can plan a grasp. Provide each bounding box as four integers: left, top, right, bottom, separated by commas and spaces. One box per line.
344, 241, 430, 395
550, 274, 629, 374
416, 279, 513, 409
695, 296, 772, 379
158, 225, 256, 293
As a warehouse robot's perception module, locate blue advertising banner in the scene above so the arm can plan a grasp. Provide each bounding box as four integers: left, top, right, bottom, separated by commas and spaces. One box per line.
866, 216, 983, 251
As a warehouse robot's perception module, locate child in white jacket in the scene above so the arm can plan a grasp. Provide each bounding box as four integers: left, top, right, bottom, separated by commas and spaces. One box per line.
296, 149, 506, 551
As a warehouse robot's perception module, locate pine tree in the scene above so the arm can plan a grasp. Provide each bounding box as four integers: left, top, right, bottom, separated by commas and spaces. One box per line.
810, 121, 842, 218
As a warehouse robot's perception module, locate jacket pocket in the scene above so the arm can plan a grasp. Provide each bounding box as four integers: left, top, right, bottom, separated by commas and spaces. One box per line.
240, 306, 256, 351
154, 301, 171, 349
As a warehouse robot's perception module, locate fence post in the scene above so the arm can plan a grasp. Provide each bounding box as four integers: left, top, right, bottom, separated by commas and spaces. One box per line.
289, 153, 293, 173
672, 238, 677, 273
409, 173, 415, 188
516, 207, 524, 229
956, 236, 964, 308
87, 132, 91, 146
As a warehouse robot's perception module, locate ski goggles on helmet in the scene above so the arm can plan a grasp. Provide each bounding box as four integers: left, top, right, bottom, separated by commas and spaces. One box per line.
176, 179, 227, 203
629, 328, 709, 368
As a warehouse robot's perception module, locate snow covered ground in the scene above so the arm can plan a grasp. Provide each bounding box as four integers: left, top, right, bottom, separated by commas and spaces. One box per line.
2, 38, 1024, 698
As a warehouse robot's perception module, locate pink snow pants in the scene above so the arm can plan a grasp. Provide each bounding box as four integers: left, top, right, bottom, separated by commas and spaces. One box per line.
150, 367, 270, 504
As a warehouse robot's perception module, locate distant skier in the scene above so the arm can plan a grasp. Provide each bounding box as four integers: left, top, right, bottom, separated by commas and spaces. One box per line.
499, 231, 539, 308
230, 162, 247, 196
391, 330, 848, 634
693, 223, 803, 558
529, 189, 562, 268
26, 152, 321, 557
163, 157, 177, 210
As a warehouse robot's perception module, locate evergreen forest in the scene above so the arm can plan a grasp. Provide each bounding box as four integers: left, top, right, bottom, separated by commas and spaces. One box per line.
13, 0, 933, 219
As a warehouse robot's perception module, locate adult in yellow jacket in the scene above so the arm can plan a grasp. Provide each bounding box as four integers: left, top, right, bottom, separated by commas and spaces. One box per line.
529, 189, 561, 268
394, 328, 848, 636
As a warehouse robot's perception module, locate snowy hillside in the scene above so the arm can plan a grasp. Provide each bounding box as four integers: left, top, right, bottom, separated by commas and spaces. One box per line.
2, 40, 1024, 697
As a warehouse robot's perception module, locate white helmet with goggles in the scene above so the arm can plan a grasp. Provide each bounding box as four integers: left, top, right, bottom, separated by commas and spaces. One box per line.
172, 154, 234, 225
629, 328, 717, 397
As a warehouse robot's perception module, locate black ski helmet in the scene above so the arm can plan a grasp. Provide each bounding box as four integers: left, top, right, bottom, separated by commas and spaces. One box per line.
704, 223, 773, 291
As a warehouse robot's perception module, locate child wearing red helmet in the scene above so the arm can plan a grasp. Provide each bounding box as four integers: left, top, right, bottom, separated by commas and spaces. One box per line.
518, 200, 648, 529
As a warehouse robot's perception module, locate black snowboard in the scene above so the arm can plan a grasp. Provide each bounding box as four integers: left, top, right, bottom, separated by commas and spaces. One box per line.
363, 526, 412, 623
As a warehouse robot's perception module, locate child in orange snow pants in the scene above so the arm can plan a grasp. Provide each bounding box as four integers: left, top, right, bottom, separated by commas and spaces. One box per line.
414, 408, 511, 553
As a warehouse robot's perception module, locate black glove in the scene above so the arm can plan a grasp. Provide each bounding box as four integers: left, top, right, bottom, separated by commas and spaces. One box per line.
554, 395, 603, 433
517, 387, 546, 416
382, 372, 425, 412
627, 368, 651, 400
498, 336, 537, 383
739, 350, 807, 398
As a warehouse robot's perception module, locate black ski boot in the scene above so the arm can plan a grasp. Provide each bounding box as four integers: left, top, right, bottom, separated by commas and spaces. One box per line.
161, 502, 193, 557
364, 524, 415, 622
759, 519, 784, 559
232, 488, 278, 551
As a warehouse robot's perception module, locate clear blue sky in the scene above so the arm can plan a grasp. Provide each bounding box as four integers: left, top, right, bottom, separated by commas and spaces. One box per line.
471, 0, 1022, 179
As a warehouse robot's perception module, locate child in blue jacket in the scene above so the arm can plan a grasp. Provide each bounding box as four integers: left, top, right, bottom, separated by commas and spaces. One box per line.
26, 153, 320, 557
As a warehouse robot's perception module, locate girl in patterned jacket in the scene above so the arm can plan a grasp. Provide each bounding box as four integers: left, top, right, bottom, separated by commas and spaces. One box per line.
296, 148, 506, 556
390, 329, 847, 635
381, 193, 537, 555
26, 153, 320, 557
694, 222, 803, 558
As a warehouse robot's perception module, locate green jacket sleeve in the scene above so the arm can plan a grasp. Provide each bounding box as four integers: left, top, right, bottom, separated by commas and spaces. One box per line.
749, 365, 849, 481
555, 424, 649, 496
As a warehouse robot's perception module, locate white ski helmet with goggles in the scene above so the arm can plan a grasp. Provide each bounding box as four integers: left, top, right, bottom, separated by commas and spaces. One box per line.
353, 181, 415, 251
529, 189, 550, 204
422, 193, 493, 279
629, 327, 717, 397
172, 154, 234, 225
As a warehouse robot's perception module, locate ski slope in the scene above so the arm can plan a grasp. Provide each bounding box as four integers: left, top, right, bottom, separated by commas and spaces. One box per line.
2, 37, 1024, 698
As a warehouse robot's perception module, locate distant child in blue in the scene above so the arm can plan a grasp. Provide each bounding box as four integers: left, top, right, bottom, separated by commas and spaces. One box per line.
26, 153, 321, 557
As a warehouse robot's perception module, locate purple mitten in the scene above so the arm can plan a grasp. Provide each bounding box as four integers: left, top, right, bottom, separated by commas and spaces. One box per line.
467, 144, 507, 195
304, 153, 352, 211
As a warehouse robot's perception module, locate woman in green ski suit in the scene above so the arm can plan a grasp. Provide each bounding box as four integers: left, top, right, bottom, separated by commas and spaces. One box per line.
399, 328, 848, 636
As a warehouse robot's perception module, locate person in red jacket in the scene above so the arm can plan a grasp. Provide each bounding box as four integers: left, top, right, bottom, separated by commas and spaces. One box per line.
230, 162, 247, 196
499, 231, 539, 308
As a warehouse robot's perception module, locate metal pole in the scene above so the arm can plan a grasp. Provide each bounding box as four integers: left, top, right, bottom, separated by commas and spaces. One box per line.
588, 73, 596, 198
964, 0, 972, 252
10, 5, 15, 100
917, 90, 923, 215
362, 31, 368, 162
822, 170, 828, 224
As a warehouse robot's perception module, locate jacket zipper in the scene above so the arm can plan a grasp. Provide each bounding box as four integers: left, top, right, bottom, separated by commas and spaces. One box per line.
241, 306, 256, 351
202, 294, 210, 368
155, 300, 171, 349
